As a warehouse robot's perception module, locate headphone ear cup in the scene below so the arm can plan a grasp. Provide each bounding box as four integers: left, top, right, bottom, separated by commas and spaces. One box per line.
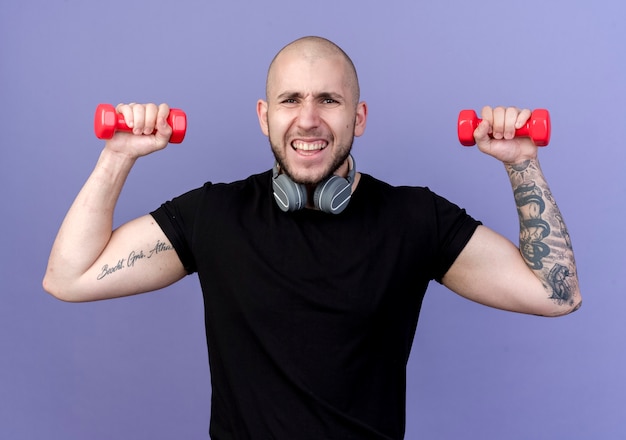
313, 175, 352, 214
272, 174, 307, 212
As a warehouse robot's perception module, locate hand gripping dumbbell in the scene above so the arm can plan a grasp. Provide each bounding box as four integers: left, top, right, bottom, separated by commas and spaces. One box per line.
94, 103, 187, 143
457, 109, 551, 147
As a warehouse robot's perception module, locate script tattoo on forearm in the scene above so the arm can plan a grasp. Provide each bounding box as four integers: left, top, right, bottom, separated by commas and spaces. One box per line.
508, 160, 577, 306
96, 240, 173, 280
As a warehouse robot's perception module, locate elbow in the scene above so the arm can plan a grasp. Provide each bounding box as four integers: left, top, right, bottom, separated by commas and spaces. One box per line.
42, 276, 66, 302
562, 298, 583, 316
542, 297, 582, 318
42, 273, 83, 303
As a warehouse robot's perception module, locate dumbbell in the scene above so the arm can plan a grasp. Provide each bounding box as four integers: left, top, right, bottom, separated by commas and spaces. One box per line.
457, 109, 550, 147
94, 103, 187, 143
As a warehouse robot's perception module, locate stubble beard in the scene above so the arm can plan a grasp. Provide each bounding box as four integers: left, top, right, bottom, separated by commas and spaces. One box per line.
268, 131, 354, 186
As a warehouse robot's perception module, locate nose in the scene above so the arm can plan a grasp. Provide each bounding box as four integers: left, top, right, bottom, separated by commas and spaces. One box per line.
297, 100, 321, 130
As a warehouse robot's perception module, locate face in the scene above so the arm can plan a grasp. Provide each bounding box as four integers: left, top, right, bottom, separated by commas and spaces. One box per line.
257, 50, 367, 186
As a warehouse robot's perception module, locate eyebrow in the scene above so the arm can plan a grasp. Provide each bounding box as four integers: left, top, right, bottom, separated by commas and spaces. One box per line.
275, 91, 345, 102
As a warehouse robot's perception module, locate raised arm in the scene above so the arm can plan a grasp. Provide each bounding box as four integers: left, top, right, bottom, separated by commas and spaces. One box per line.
43, 103, 187, 302
443, 106, 581, 317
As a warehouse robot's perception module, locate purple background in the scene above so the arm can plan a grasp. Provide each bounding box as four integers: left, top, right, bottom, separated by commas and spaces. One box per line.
2, 1, 624, 438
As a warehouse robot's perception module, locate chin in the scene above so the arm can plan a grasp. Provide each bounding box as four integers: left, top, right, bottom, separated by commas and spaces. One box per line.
285, 167, 328, 186
270, 142, 351, 185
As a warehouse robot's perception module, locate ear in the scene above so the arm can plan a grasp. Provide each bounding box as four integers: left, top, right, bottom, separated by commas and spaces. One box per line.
257, 99, 269, 136
354, 101, 368, 137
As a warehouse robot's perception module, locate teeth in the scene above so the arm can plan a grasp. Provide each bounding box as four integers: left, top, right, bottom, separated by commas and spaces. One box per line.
292, 141, 327, 151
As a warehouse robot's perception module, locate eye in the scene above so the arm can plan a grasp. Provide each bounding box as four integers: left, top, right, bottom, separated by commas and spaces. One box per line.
322, 97, 342, 106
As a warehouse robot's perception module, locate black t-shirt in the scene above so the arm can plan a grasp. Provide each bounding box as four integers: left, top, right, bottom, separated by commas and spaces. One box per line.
151, 171, 481, 440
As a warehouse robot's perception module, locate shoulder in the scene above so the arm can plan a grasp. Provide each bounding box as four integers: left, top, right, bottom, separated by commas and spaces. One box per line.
357, 173, 433, 199
356, 173, 463, 215
164, 170, 272, 205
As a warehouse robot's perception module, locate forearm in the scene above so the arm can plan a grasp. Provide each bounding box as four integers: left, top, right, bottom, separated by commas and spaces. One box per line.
43, 148, 137, 296
506, 158, 581, 312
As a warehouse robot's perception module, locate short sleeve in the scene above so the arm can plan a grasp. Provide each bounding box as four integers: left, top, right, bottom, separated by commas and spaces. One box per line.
150, 184, 213, 274
430, 191, 482, 282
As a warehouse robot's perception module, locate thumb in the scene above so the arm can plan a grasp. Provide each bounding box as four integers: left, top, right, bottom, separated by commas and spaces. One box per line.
154, 114, 173, 145
473, 119, 492, 145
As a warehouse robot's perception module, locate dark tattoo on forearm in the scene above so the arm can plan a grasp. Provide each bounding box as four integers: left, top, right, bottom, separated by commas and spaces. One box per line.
514, 181, 550, 269
96, 240, 174, 280
508, 160, 577, 306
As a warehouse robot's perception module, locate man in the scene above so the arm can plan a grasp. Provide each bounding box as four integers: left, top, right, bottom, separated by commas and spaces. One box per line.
43, 36, 581, 439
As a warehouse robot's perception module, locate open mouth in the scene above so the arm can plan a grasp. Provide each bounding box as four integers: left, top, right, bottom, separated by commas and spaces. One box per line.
291, 140, 328, 154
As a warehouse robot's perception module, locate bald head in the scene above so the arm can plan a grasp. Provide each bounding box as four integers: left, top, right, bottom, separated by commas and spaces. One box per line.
265, 36, 361, 106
